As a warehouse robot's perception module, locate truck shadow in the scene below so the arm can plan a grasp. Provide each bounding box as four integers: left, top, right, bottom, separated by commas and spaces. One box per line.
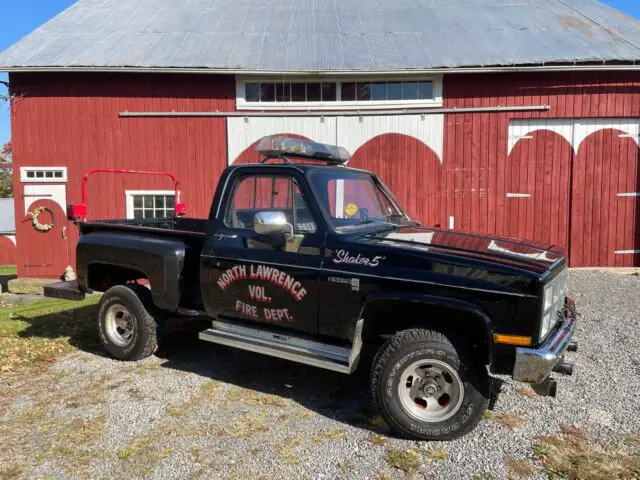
10, 304, 103, 354
158, 331, 392, 436
14, 307, 389, 435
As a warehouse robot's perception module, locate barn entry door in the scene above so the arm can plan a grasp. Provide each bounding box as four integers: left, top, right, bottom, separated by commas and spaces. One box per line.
508, 119, 640, 268
18, 167, 70, 279
569, 120, 640, 267
506, 121, 573, 254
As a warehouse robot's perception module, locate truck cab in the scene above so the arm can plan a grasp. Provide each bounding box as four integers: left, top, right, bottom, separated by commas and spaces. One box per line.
52, 136, 578, 441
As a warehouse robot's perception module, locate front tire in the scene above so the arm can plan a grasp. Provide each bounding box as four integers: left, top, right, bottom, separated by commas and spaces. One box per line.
371, 328, 489, 441
98, 284, 160, 361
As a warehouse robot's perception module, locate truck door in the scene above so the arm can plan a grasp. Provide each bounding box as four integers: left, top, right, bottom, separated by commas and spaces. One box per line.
201, 171, 323, 334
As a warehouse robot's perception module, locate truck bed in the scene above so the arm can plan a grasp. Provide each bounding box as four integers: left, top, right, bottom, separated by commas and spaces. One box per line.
78, 217, 208, 237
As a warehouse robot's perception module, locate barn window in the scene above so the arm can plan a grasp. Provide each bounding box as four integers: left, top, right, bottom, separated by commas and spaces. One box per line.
237, 76, 442, 110
20, 167, 67, 183
125, 191, 175, 220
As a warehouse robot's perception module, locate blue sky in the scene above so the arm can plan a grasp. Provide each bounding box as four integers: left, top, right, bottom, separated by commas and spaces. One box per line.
1, 0, 639, 145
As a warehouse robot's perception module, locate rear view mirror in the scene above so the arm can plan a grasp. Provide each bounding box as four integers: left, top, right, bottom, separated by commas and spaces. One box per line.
253, 212, 303, 253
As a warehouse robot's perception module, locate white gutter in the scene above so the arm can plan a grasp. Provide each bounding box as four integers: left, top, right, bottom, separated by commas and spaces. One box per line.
1, 63, 640, 76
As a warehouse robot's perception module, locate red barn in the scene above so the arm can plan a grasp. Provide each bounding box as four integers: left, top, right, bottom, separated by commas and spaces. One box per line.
0, 0, 639, 278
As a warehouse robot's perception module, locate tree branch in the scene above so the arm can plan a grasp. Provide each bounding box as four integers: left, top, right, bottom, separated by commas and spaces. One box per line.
0, 81, 9, 102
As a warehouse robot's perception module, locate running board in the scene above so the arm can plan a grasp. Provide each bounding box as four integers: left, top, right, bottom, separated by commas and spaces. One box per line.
199, 320, 362, 374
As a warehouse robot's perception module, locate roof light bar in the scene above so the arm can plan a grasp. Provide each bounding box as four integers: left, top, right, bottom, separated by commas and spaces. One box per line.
255, 136, 351, 164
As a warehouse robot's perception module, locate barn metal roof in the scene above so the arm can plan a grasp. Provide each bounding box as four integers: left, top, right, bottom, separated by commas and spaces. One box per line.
0, 0, 639, 73
0, 198, 15, 234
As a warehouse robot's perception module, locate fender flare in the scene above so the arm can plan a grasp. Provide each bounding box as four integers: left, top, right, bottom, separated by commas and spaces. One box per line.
77, 232, 186, 312
357, 291, 494, 361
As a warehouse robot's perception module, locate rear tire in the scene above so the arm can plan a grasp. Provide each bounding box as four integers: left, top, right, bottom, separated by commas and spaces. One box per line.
98, 284, 160, 361
371, 328, 489, 441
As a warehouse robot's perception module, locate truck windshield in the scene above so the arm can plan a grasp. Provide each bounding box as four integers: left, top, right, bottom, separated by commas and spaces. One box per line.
310, 170, 416, 232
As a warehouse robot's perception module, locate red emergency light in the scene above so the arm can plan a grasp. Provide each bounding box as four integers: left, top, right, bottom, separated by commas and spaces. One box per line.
68, 168, 186, 222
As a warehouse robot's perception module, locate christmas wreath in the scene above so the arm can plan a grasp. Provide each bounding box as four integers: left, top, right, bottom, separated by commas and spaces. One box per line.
28, 206, 55, 232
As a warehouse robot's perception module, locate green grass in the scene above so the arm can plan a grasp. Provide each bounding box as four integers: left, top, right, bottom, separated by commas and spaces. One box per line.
0, 296, 100, 372
533, 429, 640, 480
0, 265, 16, 276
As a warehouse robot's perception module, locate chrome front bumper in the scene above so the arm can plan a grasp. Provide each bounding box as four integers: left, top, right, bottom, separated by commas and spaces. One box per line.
513, 298, 577, 384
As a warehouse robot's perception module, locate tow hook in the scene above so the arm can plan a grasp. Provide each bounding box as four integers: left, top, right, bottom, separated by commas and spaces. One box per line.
567, 340, 578, 352
553, 361, 574, 376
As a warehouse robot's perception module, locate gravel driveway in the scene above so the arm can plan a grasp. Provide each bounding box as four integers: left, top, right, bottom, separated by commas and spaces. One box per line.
1, 270, 639, 479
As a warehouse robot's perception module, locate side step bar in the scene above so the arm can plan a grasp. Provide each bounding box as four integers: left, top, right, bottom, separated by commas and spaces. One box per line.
199, 320, 362, 374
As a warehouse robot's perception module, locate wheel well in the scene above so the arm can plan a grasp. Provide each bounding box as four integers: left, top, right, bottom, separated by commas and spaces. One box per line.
87, 264, 148, 292
361, 299, 491, 365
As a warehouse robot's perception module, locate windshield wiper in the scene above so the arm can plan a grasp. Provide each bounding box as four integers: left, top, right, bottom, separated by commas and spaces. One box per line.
357, 217, 402, 228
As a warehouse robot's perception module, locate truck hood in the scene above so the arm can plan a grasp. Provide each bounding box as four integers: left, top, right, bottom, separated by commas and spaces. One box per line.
362, 227, 563, 274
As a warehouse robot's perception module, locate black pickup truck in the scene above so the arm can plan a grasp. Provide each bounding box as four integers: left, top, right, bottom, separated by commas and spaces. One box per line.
52, 136, 578, 441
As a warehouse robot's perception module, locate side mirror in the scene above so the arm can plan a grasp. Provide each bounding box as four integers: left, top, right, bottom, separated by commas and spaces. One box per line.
253, 211, 303, 253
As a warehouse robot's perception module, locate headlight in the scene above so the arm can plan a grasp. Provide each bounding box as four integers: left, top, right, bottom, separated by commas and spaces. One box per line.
540, 312, 552, 339
543, 284, 554, 310
540, 269, 569, 340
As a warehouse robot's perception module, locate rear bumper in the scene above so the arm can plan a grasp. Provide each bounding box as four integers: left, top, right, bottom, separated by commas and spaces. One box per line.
513, 298, 577, 384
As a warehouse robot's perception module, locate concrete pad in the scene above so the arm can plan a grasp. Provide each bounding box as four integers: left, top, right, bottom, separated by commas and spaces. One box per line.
0, 293, 42, 307
7, 278, 59, 296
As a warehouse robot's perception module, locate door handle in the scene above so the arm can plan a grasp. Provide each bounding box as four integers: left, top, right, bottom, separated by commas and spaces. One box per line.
214, 233, 238, 240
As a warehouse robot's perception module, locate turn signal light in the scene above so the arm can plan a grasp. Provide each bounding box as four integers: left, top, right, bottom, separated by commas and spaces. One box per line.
493, 334, 532, 346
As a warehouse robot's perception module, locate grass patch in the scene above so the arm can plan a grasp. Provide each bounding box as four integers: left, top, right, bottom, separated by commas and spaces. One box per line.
227, 415, 269, 438
0, 265, 16, 276
117, 448, 135, 460
276, 437, 303, 465
386, 447, 422, 472
368, 414, 389, 429
338, 459, 355, 472
488, 412, 522, 429
426, 448, 447, 461
471, 474, 498, 480
516, 386, 538, 399
0, 297, 100, 372
364, 434, 387, 446
314, 427, 347, 442
505, 456, 534, 478
533, 427, 640, 480
0, 465, 23, 479
115, 436, 173, 470
375, 471, 392, 480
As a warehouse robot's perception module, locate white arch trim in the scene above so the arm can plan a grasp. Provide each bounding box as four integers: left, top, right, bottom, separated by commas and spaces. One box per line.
23, 184, 67, 215
335, 115, 444, 164
508, 118, 640, 155
4, 235, 16, 246
227, 114, 444, 165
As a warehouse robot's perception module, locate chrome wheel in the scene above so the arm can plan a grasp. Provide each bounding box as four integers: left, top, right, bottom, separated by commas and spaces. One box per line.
397, 359, 465, 422
104, 304, 135, 347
